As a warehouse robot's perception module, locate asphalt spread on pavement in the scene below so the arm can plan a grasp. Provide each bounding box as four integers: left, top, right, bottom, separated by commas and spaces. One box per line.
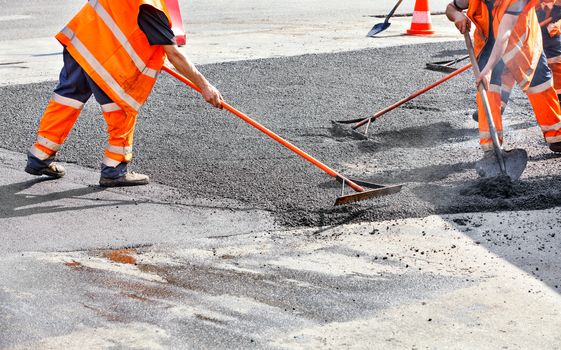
2, 41, 561, 227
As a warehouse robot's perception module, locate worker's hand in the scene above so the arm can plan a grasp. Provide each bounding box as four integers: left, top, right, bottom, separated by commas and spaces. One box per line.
475, 68, 491, 91
453, 12, 471, 34
201, 84, 224, 109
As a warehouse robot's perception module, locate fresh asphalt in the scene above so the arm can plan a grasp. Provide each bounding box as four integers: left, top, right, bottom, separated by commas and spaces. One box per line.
2, 41, 561, 227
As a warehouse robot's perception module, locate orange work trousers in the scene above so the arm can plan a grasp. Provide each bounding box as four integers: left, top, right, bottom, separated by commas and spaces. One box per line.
29, 49, 137, 170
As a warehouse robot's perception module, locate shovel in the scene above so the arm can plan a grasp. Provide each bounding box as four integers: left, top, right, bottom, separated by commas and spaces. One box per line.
367, 0, 404, 37
464, 31, 527, 180
162, 66, 402, 206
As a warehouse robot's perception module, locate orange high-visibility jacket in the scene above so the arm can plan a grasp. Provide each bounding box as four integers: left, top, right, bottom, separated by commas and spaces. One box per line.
55, 0, 172, 116
467, 0, 541, 90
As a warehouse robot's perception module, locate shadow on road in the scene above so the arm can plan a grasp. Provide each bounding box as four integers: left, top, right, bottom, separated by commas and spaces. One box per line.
0, 178, 138, 219
411, 175, 561, 295
327, 121, 534, 149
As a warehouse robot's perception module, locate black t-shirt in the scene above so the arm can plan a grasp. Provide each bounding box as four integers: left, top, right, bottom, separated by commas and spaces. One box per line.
137, 4, 176, 46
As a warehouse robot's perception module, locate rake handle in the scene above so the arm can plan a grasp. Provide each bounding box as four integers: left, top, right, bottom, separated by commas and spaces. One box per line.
353, 63, 472, 129
161, 66, 366, 192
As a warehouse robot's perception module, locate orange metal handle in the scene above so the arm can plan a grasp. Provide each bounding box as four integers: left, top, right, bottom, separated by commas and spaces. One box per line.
161, 66, 366, 192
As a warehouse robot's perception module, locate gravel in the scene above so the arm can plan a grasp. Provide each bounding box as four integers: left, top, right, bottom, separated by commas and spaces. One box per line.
2, 41, 561, 227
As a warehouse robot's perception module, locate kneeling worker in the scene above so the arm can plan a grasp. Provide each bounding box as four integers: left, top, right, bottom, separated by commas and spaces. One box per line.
446, 0, 561, 155
26, 0, 224, 186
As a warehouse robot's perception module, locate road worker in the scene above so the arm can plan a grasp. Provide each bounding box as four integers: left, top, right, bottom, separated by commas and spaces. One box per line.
25, 0, 223, 186
473, 1, 561, 124
538, 1, 561, 101
447, 0, 561, 155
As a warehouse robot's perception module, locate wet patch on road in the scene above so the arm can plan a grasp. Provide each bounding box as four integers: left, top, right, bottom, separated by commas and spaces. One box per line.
3, 211, 561, 348
3, 226, 471, 348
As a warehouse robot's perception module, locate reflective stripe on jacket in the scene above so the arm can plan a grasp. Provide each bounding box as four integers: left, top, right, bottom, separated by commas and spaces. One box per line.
55, 0, 171, 116
467, 0, 541, 91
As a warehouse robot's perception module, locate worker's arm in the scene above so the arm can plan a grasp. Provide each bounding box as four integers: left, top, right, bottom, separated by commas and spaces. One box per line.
550, 3, 561, 27
476, 1, 526, 89
164, 45, 224, 109
446, 0, 471, 33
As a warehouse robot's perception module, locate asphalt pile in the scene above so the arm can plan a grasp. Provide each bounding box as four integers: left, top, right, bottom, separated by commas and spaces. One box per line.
2, 41, 561, 227
460, 175, 516, 198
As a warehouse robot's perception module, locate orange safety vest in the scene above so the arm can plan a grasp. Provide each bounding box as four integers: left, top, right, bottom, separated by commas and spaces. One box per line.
467, 0, 541, 90
55, 0, 172, 116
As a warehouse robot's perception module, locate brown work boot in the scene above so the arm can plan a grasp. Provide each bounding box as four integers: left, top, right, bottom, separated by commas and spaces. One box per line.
472, 106, 506, 123
549, 142, 561, 153
25, 162, 66, 178
99, 172, 149, 187
472, 110, 479, 122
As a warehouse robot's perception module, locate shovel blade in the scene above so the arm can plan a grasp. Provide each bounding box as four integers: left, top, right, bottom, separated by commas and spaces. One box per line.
367, 22, 391, 37
335, 184, 402, 206
475, 148, 528, 181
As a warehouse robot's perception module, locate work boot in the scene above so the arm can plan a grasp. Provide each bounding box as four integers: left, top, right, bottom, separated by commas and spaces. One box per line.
472, 110, 479, 122
472, 106, 506, 122
99, 172, 149, 187
25, 162, 66, 178
549, 142, 561, 153
482, 150, 496, 159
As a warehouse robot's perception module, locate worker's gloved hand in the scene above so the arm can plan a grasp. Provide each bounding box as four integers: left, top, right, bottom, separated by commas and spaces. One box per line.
201, 84, 224, 109
453, 12, 471, 34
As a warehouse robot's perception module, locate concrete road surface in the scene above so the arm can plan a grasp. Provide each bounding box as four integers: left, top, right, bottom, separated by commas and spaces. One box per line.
0, 0, 453, 41
0, 0, 461, 86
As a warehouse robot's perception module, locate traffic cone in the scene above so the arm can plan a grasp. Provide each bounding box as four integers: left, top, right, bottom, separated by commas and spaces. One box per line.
165, 0, 187, 46
406, 0, 434, 36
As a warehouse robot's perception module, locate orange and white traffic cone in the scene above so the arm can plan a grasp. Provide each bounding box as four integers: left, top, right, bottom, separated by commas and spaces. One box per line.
165, 0, 187, 46
405, 0, 434, 36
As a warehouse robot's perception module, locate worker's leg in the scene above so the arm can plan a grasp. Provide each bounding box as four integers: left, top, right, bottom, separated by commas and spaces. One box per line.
543, 19, 561, 100
472, 68, 513, 122
100, 106, 137, 179
26, 48, 92, 176
500, 68, 515, 111
525, 52, 561, 149
87, 76, 148, 186
547, 59, 561, 101
477, 61, 505, 153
